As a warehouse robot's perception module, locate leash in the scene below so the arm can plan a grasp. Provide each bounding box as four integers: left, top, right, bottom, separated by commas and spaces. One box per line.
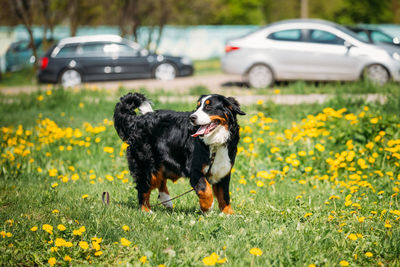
102, 152, 217, 208
153, 152, 216, 207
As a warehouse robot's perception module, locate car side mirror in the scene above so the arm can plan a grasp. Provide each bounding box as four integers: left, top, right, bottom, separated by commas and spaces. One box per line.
140, 49, 149, 57
344, 41, 354, 49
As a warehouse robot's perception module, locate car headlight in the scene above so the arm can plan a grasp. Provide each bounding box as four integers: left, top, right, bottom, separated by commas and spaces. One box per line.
392, 52, 400, 62
180, 57, 192, 65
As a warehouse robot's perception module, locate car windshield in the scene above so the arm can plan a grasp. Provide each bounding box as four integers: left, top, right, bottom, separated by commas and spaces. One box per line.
335, 25, 369, 43
370, 30, 393, 43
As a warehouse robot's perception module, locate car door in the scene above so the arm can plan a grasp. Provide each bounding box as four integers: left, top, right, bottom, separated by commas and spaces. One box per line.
266, 29, 314, 79
302, 29, 359, 80
76, 42, 115, 81
106, 43, 152, 79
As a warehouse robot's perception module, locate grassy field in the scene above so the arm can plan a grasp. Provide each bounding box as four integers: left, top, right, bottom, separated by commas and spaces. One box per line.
1, 86, 400, 266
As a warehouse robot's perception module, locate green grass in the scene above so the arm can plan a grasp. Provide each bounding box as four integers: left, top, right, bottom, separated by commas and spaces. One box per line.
0, 67, 36, 87
253, 80, 400, 95
193, 58, 222, 76
1, 87, 400, 266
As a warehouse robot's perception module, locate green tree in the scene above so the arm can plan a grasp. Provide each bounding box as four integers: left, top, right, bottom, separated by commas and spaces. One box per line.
333, 0, 393, 24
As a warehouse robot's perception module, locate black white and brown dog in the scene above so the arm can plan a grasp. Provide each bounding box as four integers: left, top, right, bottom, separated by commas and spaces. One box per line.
113, 93, 245, 214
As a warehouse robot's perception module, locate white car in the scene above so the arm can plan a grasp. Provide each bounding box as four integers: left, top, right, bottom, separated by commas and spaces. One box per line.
221, 19, 400, 88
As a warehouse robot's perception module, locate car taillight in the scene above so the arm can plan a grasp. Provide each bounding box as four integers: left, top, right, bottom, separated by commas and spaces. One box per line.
40, 57, 49, 70
225, 45, 240, 53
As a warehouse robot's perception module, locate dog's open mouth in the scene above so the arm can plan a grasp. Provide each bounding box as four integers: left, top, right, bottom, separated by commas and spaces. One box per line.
191, 121, 220, 138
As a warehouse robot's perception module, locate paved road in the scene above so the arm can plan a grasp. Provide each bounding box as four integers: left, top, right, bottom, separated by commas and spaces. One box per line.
0, 74, 386, 105
0, 74, 245, 94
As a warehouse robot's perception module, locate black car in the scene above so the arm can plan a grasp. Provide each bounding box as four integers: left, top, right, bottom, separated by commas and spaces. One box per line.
37, 35, 194, 87
347, 26, 400, 47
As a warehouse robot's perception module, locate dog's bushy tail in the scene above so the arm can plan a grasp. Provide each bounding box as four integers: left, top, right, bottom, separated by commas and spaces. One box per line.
113, 93, 152, 142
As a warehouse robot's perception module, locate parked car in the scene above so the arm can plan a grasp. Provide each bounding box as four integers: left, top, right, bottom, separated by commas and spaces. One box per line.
347, 26, 400, 47
221, 19, 400, 88
37, 35, 194, 87
5, 38, 55, 72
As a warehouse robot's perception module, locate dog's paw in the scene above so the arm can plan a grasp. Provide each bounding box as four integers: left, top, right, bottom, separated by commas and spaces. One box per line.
221, 205, 234, 215
140, 205, 153, 213
158, 192, 173, 209
199, 200, 215, 213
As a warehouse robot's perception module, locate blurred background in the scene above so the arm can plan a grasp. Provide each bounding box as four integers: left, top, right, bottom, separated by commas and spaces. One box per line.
0, 0, 399, 86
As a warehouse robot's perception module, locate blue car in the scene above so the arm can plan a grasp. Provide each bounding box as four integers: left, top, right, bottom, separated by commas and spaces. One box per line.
5, 38, 55, 72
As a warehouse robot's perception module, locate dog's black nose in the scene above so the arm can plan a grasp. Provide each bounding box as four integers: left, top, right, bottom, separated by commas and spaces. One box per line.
189, 114, 197, 124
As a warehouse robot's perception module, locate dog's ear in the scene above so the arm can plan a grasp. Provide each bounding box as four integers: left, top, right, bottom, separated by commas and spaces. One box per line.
224, 97, 246, 115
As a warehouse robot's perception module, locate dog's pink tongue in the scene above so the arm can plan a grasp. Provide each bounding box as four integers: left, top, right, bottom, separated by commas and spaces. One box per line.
191, 125, 208, 138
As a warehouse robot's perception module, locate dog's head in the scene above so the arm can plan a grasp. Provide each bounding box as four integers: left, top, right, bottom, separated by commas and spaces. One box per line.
190, 94, 246, 145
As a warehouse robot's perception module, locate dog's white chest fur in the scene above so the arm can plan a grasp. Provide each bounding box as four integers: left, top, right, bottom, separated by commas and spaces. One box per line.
204, 145, 231, 184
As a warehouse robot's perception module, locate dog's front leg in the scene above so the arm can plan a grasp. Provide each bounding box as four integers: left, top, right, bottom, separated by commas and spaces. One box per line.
212, 175, 233, 215
191, 176, 214, 212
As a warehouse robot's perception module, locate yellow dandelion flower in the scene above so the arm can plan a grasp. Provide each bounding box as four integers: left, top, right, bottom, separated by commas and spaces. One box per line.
370, 118, 378, 124
94, 251, 103, 256
30, 226, 38, 232
64, 255, 72, 262
339, 260, 349, 266
315, 143, 325, 152
243, 136, 252, 143
239, 179, 247, 185
140, 256, 148, 264
122, 225, 130, 231
55, 238, 66, 247
365, 252, 373, 257
42, 224, 53, 235
48, 257, 56, 266
82, 194, 89, 199
71, 173, 79, 181
120, 237, 131, 247
304, 213, 313, 218
104, 147, 114, 153
92, 241, 101, 251
57, 224, 66, 231
79, 241, 89, 250
52, 209, 59, 214
348, 233, 358, 240
249, 247, 263, 256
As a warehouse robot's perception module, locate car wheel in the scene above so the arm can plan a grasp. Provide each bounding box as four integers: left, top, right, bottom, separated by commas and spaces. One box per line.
247, 64, 274, 88
154, 63, 176, 81
60, 69, 82, 88
364, 64, 389, 85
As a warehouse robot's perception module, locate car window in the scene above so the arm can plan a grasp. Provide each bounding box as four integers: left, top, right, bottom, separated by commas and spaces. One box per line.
370, 31, 393, 43
309, 30, 345, 45
355, 31, 370, 42
267, 29, 302, 42
56, 45, 78, 58
80, 42, 106, 55
104, 43, 137, 56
